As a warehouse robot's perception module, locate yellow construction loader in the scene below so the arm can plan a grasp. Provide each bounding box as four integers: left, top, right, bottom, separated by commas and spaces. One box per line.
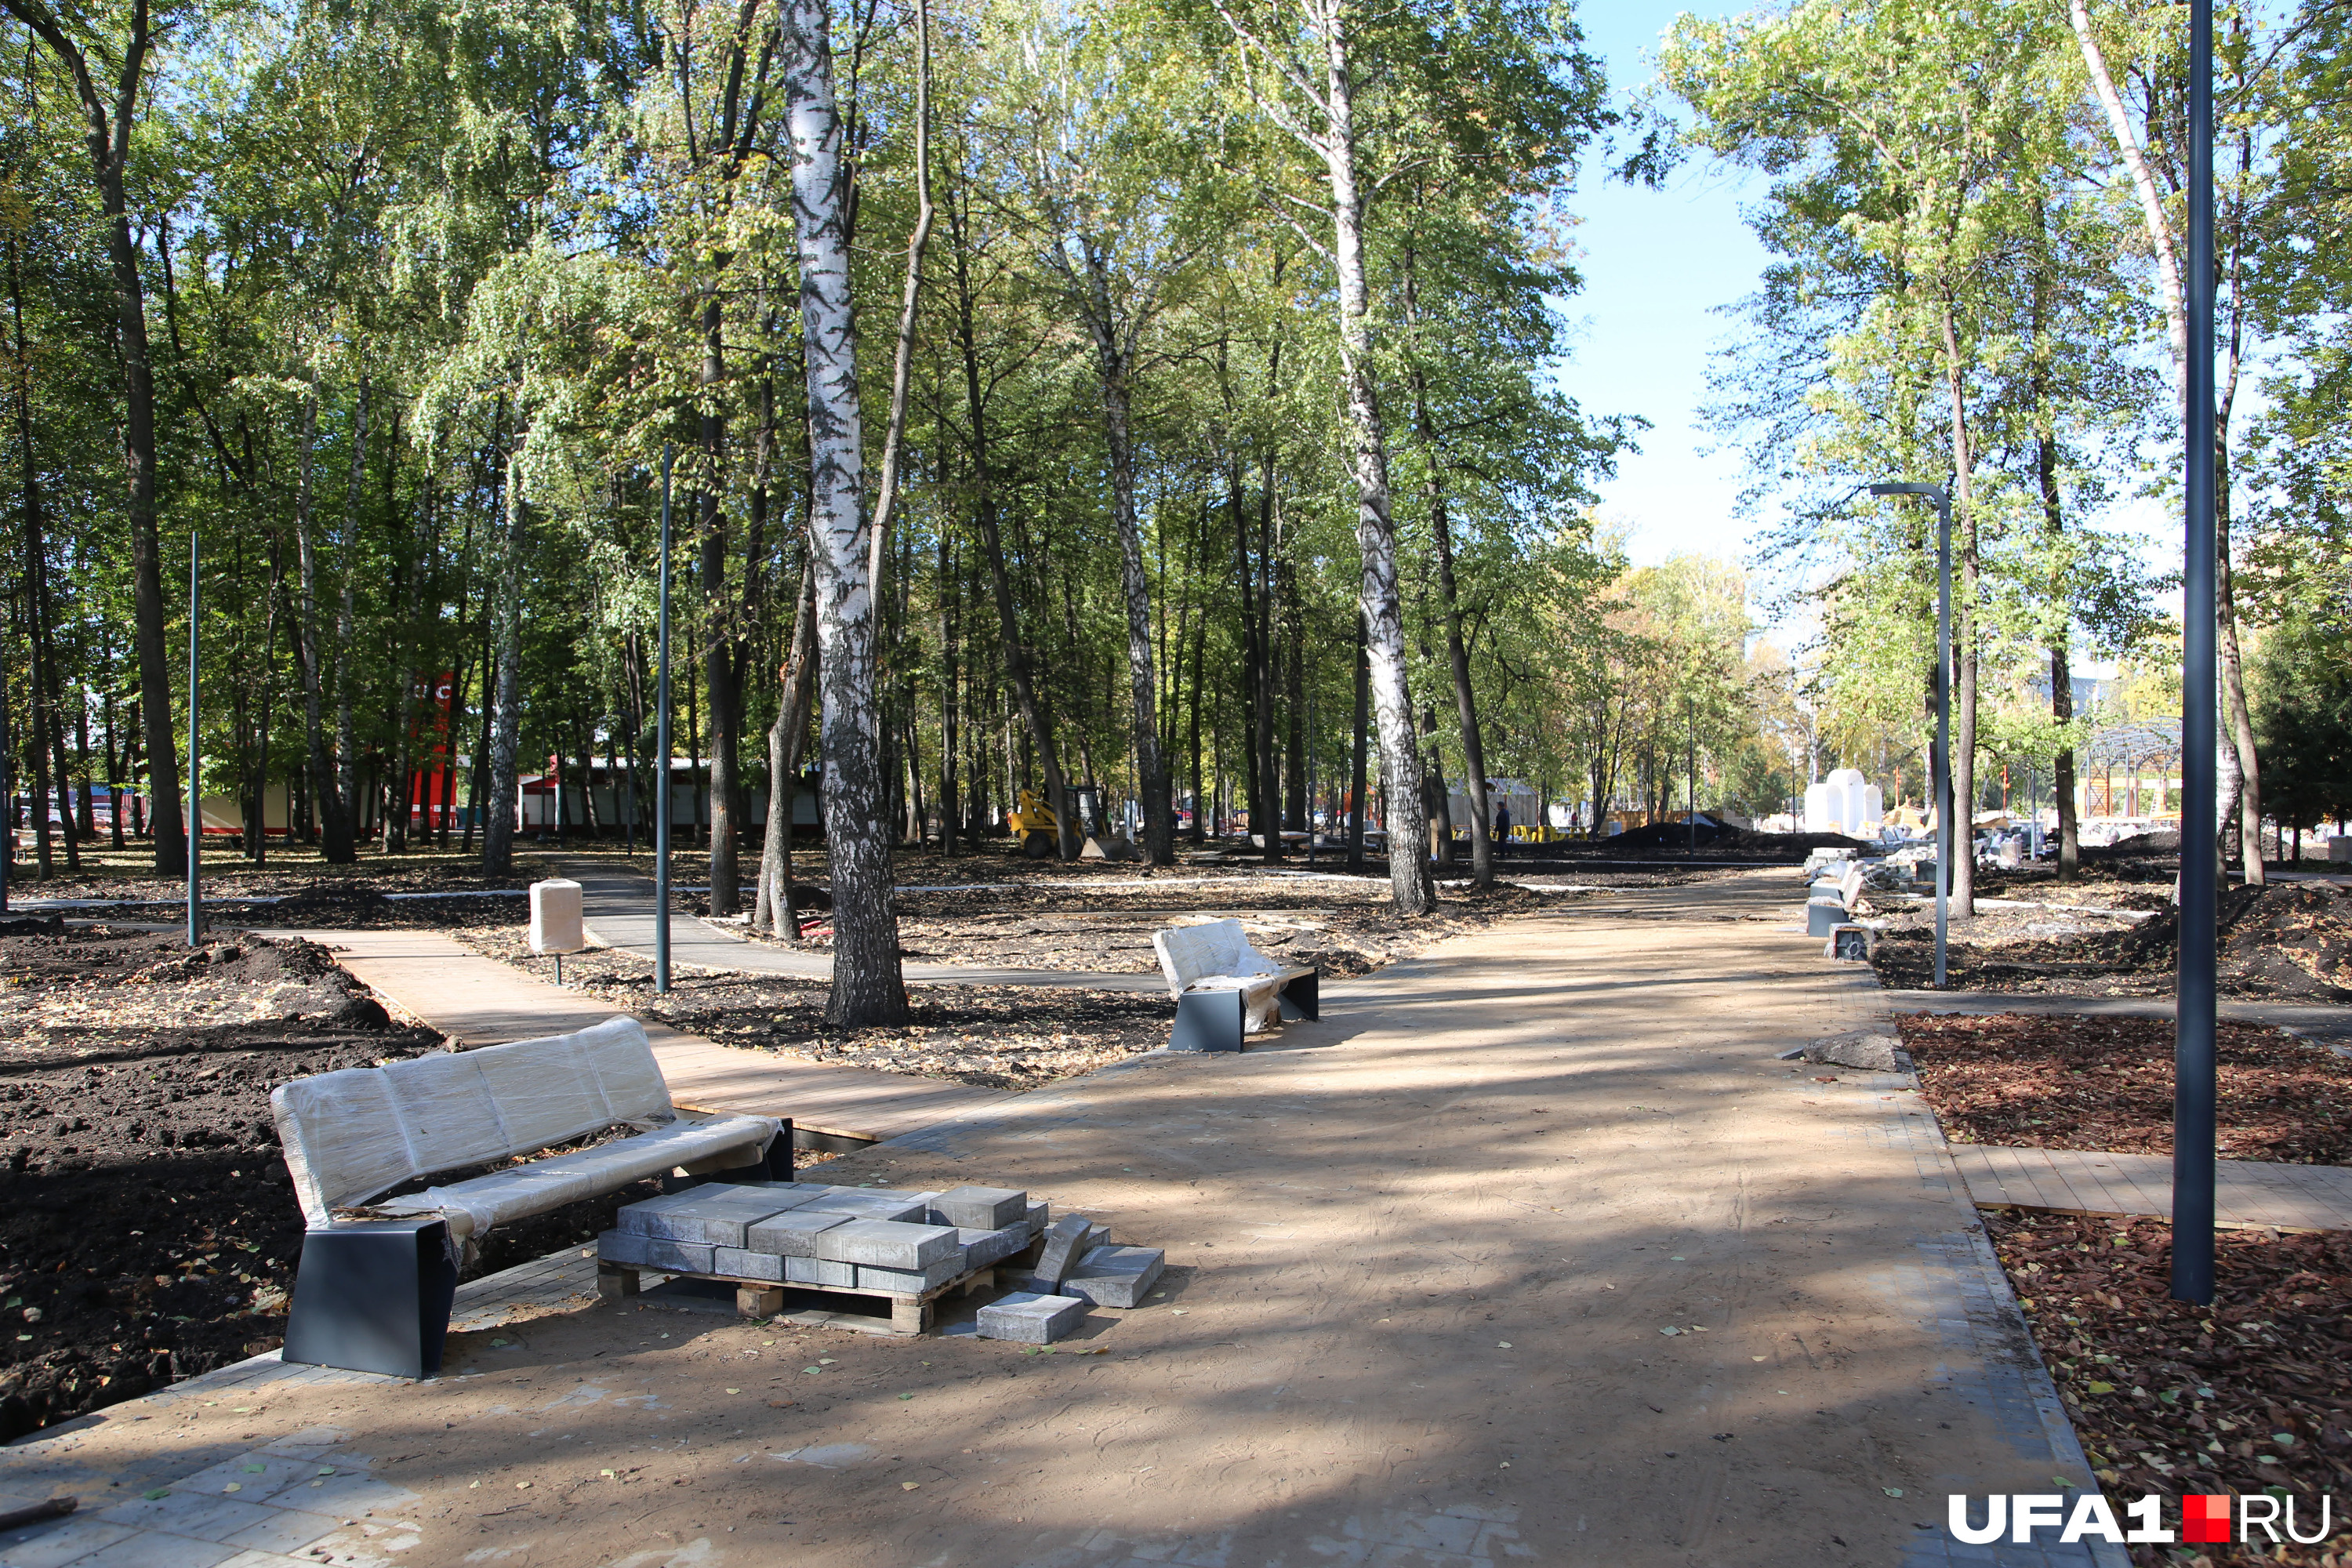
1007, 788, 1062, 858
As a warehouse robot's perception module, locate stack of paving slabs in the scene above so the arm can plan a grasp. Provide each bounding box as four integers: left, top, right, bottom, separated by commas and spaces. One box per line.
601, 1181, 1043, 1295
978, 1214, 1167, 1345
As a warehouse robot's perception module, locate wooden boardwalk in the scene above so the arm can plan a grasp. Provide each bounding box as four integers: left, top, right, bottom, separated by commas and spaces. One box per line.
279, 927, 1014, 1143
1951, 1144, 2352, 1232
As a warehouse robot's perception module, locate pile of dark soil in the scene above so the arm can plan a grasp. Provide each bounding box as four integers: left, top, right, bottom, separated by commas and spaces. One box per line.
1584, 823, 1869, 855
2082, 828, 2183, 858
458, 929, 1171, 1090
1898, 1012, 2352, 1163
1873, 882, 2352, 1001
0, 927, 655, 1443
1985, 1211, 2352, 1565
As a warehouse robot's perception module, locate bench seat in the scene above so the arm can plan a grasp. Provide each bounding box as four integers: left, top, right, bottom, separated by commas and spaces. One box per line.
1151, 919, 1318, 1051
269, 1014, 779, 1379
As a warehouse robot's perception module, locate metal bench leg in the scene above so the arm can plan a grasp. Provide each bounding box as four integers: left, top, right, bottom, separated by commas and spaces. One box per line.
1279, 971, 1319, 1022
1171, 989, 1246, 1052
281, 1218, 458, 1380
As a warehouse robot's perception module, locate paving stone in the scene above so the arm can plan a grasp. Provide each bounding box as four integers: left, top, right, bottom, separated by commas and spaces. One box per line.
712, 1246, 786, 1283
1032, 1215, 1097, 1287
616, 1185, 800, 1247
928, 1185, 1027, 1230
613, 1186, 719, 1234
792, 1191, 931, 1223
219, 1507, 344, 1553
976, 1290, 1089, 1345
595, 1230, 716, 1275
784, 1256, 857, 1287
957, 1226, 1029, 1270
813, 1219, 961, 1270
744, 1210, 854, 1257
855, 1257, 965, 1293
1060, 1245, 1166, 1308
0, 1518, 140, 1568
1025, 1200, 1050, 1236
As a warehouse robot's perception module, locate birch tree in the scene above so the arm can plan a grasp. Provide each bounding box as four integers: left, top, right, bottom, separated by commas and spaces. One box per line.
780, 0, 907, 1025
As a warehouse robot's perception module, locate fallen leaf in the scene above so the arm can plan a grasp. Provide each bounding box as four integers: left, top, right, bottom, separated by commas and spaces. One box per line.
902, 1482, 920, 1491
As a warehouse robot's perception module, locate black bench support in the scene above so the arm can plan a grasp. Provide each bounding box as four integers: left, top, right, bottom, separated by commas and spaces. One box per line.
1171, 989, 1247, 1053
282, 1217, 458, 1379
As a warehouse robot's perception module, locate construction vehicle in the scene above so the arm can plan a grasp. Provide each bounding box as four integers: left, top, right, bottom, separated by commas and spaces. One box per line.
1006, 788, 1062, 858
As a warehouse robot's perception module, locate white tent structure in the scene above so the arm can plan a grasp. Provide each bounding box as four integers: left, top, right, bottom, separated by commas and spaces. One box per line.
1803, 768, 1882, 837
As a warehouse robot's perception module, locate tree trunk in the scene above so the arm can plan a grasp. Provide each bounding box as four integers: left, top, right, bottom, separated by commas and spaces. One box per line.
335, 373, 366, 842
1318, 4, 1430, 913
1095, 335, 1171, 866
948, 190, 1077, 859
757, 567, 820, 938
9, 233, 53, 877
1938, 297, 1979, 918
938, 528, 960, 857
781, 0, 908, 1025
294, 390, 354, 862
1406, 285, 1493, 889
482, 448, 526, 877
1347, 611, 1368, 871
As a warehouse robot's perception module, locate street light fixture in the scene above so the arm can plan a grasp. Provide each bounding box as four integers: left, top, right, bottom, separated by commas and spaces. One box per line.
1870, 481, 1951, 990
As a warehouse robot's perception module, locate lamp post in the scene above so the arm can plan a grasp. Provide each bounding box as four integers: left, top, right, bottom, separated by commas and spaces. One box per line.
187, 531, 201, 946
2174, 0, 2220, 1306
1871, 481, 1951, 989
655, 446, 673, 996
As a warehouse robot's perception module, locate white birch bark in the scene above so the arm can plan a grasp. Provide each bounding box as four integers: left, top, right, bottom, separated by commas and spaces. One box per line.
1318, 0, 1432, 914
781, 0, 908, 1024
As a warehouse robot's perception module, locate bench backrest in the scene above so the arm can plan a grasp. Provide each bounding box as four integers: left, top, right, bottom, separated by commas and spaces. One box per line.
1152, 918, 1280, 996
270, 1014, 673, 1226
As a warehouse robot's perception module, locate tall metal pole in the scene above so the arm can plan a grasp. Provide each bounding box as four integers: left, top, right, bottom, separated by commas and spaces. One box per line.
655, 446, 673, 996
2173, 0, 2220, 1306
1934, 490, 1951, 992
187, 531, 201, 946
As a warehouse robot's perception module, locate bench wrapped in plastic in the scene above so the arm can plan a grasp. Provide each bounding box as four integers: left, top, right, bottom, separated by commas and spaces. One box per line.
270, 1015, 776, 1242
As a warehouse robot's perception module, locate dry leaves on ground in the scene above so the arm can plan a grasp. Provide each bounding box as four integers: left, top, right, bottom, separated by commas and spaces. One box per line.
1899, 1012, 2352, 1164
1986, 1211, 2352, 1566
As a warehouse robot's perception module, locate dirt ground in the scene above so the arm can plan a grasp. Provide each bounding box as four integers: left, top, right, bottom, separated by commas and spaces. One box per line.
1871, 881, 2352, 1001
0, 926, 692, 1443
1986, 1210, 2352, 1567
1896, 1011, 2352, 1164
705, 870, 1584, 976
456, 928, 1172, 1091
0, 873, 2136, 1568
4, 844, 548, 929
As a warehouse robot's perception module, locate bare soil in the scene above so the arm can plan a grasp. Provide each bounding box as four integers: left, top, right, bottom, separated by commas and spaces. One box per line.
1871, 882, 2352, 1001
1897, 1011, 2352, 1164
0, 925, 664, 1443
456, 929, 1171, 1091
1985, 1210, 2352, 1566
5, 847, 546, 929
699, 861, 1588, 977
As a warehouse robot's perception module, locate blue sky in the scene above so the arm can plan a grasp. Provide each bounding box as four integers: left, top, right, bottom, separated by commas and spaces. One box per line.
1559, 2, 1775, 572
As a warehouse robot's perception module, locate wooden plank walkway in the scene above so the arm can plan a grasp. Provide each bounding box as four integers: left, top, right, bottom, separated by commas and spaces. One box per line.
276, 927, 1014, 1143
1951, 1145, 2352, 1231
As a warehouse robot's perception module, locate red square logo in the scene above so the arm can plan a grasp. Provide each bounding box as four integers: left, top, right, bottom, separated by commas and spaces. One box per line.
2182, 1494, 2232, 1544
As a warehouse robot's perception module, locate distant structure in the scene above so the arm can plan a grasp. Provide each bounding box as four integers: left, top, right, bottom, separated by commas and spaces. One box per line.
1804, 767, 1882, 837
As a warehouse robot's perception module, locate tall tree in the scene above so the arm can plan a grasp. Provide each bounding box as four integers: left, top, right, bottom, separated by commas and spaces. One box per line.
780, 0, 906, 1025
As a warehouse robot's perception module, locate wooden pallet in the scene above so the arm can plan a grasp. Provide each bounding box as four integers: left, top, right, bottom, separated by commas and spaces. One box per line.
597, 1237, 1043, 1335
